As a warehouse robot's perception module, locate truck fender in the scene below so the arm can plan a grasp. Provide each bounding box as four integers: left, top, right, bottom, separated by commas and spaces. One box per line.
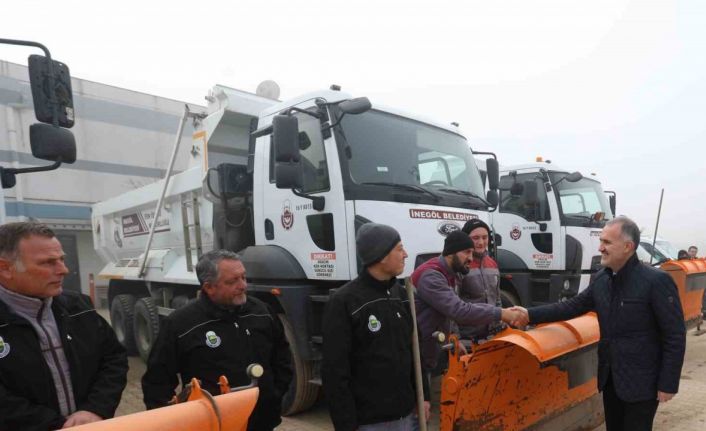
496, 249, 528, 271
239, 245, 306, 280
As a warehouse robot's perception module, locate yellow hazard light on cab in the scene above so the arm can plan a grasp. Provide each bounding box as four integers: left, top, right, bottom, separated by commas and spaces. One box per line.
536, 156, 543, 162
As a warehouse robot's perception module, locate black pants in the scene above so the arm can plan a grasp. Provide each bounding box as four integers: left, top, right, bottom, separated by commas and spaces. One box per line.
602, 377, 659, 431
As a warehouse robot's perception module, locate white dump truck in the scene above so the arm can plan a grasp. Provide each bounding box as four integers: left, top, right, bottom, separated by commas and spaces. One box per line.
481, 159, 616, 306
92, 83, 500, 413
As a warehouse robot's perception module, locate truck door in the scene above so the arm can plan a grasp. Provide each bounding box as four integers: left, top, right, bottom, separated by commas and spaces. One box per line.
495, 172, 561, 272
255, 102, 350, 281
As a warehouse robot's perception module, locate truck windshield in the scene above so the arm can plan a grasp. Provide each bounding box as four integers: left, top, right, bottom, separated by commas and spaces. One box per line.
655, 240, 679, 259
639, 241, 672, 263
335, 109, 487, 209
549, 172, 613, 226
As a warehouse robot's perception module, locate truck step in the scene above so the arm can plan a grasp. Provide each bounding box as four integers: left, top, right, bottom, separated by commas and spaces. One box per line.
310, 295, 330, 303
529, 278, 551, 285
311, 335, 323, 344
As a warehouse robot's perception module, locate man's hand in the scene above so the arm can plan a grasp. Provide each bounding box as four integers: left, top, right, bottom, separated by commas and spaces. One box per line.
501, 306, 529, 327
421, 400, 431, 422
414, 400, 431, 422
62, 410, 103, 428
657, 391, 675, 403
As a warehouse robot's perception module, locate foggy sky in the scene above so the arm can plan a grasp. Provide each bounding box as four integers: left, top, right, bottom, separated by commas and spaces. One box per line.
3, 0, 704, 253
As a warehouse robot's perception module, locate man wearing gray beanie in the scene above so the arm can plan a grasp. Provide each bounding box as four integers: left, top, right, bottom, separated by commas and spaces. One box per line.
323, 223, 429, 431
410, 228, 525, 421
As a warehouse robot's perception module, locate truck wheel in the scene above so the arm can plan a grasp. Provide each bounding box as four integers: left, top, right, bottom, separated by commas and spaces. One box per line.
279, 315, 319, 415
110, 294, 137, 355
134, 297, 160, 363
500, 290, 520, 307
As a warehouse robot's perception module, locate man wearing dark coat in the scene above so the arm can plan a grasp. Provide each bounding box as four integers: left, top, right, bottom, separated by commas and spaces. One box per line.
517, 216, 686, 431
0, 222, 127, 431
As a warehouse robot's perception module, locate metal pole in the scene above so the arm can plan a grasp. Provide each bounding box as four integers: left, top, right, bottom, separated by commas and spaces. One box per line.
138, 105, 191, 277
649, 189, 664, 265
405, 277, 428, 431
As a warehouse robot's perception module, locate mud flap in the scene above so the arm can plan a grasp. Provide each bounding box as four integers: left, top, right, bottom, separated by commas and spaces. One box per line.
441, 313, 601, 431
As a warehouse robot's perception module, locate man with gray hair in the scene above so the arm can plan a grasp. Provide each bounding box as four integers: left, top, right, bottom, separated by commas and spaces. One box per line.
0, 222, 127, 430
142, 249, 292, 431
515, 216, 686, 431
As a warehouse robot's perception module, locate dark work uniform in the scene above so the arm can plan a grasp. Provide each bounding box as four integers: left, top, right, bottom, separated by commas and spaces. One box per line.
0, 291, 128, 431
528, 254, 686, 431
142, 294, 292, 431
322, 270, 429, 431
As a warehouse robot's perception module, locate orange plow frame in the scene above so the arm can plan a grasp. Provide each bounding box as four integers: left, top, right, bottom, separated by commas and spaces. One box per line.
64, 379, 259, 431
660, 258, 706, 329
441, 313, 602, 431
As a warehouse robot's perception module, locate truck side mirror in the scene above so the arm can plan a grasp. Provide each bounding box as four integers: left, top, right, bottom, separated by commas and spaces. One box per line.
272, 115, 303, 189
609, 194, 616, 216
485, 158, 499, 190
486, 189, 498, 207
338, 97, 371, 115
28, 55, 75, 128
275, 163, 303, 190
29, 124, 76, 163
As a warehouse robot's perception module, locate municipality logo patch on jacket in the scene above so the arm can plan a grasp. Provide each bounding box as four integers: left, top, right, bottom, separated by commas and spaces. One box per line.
205, 331, 221, 348
368, 315, 381, 332
0, 336, 10, 358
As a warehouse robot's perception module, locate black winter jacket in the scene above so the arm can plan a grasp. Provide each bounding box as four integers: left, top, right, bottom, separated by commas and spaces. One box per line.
528, 254, 686, 402
0, 291, 128, 431
141, 295, 292, 431
322, 271, 428, 431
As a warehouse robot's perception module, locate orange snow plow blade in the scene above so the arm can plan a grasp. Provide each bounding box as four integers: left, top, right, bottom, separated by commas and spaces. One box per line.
64, 378, 258, 431
660, 258, 706, 328
441, 313, 602, 431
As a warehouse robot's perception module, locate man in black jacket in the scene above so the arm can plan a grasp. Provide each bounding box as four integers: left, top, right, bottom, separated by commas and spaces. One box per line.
516, 216, 686, 431
323, 223, 429, 431
142, 249, 292, 431
0, 222, 128, 431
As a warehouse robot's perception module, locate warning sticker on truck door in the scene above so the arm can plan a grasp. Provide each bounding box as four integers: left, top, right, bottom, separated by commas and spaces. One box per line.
311, 252, 336, 278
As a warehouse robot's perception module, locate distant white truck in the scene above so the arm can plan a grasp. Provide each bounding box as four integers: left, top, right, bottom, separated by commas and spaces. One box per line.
480, 160, 615, 306
637, 235, 679, 264
92, 84, 500, 414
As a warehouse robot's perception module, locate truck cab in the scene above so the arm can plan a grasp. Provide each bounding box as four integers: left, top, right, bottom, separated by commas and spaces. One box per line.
93, 84, 499, 413
490, 161, 614, 306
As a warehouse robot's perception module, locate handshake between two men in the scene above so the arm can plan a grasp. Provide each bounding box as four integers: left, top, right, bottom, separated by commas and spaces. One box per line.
500, 306, 529, 328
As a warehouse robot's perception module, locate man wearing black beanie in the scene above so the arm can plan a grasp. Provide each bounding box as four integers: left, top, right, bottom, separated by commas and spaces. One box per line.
411, 228, 525, 402
323, 223, 429, 431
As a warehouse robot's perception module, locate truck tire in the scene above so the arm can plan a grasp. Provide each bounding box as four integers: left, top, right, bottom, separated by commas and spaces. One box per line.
110, 294, 137, 355
280, 314, 319, 415
500, 289, 520, 307
134, 297, 160, 363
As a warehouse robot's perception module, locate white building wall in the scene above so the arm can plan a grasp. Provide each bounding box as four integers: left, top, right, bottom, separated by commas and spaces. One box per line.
1, 59, 205, 294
